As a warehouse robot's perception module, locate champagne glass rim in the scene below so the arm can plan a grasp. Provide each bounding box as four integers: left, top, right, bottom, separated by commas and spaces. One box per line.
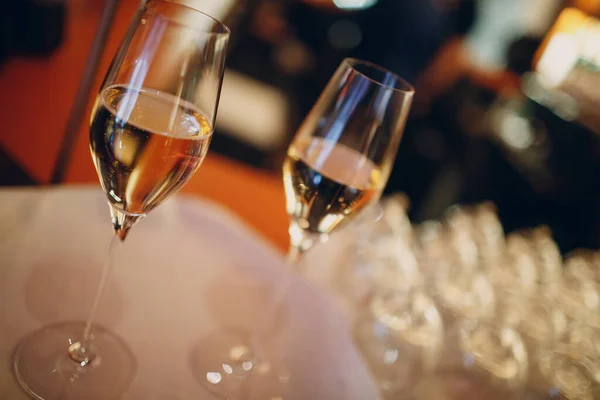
342, 58, 415, 94
146, 0, 231, 36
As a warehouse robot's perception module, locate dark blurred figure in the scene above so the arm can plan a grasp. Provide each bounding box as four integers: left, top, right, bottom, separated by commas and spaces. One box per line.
386, 0, 600, 254
284, 0, 477, 116
384, 0, 563, 214
357, 0, 476, 84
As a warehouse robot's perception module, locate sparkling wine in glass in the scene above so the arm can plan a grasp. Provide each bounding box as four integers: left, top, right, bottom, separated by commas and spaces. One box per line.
283, 138, 381, 234
13, 2, 229, 398
283, 59, 414, 263
90, 85, 213, 239
192, 59, 414, 399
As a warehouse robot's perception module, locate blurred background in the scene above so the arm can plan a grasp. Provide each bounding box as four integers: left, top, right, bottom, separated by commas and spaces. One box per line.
1, 0, 600, 253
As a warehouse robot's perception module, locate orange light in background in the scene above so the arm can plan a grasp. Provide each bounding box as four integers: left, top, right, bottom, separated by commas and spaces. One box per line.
534, 8, 588, 68
571, 0, 600, 15
534, 8, 600, 87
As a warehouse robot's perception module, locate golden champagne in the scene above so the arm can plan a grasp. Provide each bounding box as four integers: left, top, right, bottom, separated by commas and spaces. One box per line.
283, 137, 381, 235
90, 85, 212, 217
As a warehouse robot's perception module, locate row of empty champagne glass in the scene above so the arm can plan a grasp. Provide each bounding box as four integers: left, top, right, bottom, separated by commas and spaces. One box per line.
344, 196, 600, 400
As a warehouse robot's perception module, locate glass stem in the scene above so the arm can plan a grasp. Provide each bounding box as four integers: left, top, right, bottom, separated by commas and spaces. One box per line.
68, 235, 122, 365
250, 226, 314, 363
286, 243, 303, 265
287, 220, 320, 266
249, 257, 296, 368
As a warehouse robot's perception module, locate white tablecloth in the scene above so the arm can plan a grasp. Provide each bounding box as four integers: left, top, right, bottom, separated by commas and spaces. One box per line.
0, 186, 379, 399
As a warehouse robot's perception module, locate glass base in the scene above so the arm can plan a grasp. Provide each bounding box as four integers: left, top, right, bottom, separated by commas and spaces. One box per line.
13, 322, 136, 400
190, 330, 289, 400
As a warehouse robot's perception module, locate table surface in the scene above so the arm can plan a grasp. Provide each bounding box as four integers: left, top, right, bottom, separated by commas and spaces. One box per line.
0, 0, 290, 251
0, 186, 380, 399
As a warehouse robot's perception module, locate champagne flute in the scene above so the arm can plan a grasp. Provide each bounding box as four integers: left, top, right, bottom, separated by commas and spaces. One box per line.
13, 2, 229, 398
355, 285, 444, 400
420, 318, 528, 400
283, 58, 414, 264
342, 198, 418, 309
192, 59, 413, 399
534, 345, 600, 399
